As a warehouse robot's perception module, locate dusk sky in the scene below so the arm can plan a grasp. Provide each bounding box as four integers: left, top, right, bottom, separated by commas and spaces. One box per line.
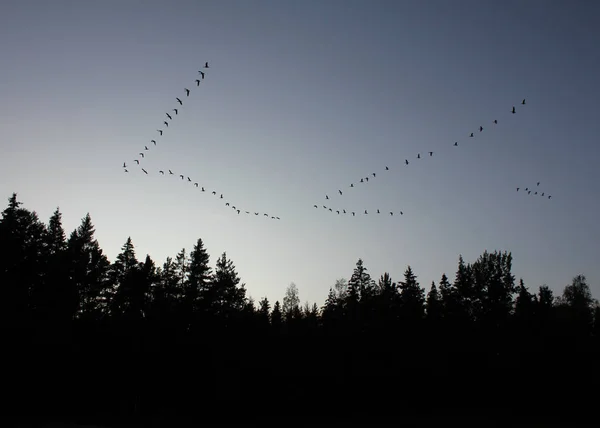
1, 0, 599, 306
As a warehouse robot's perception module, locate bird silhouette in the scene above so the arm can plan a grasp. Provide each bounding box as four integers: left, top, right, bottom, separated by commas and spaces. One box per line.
535, 192, 538, 195
139, 153, 144, 158
220, 194, 223, 199
470, 133, 474, 137
372, 173, 376, 177
350, 183, 354, 187
493, 120, 498, 124
360, 178, 364, 183
512, 106, 516, 114
123, 162, 127, 168
385, 166, 389, 170
255, 213, 259, 216
212, 191, 216, 195
336, 211, 340, 214
338, 190, 342, 195
343, 209, 346, 214
157, 130, 163, 135
195, 79, 201, 86
264, 213, 269, 217
405, 159, 409, 165
144, 146, 149, 150
541, 193, 545, 197
169, 170, 173, 175
173, 109, 178, 115
134, 160, 140, 164
326, 195, 329, 200
314, 205, 318, 208
226, 203, 230, 207
124, 169, 128, 173
365, 177, 369, 182
516, 187, 519, 191
328, 208, 332, 212
142, 169, 148, 174
548, 195, 552, 199
194, 183, 198, 187
232, 206, 236, 210
185, 88, 190, 97
180, 175, 184, 180
199, 71, 205, 79
400, 211, 403, 215
164, 121, 169, 127
201, 187, 205, 192
528, 191, 531, 194
352, 212, 355, 216
245, 211, 249, 214
522, 99, 526, 105
390, 212, 393, 216
187, 177, 191, 182
454, 142, 458, 146
237, 210, 240, 214
160, 170, 164, 175
377, 209, 380, 214
429, 151, 433, 156
166, 113, 172, 120
204, 62, 209, 68
364, 210, 368, 214
151, 140, 157, 145
479, 126, 483, 132
176, 98, 183, 105
537, 182, 540, 186
417, 154, 421, 159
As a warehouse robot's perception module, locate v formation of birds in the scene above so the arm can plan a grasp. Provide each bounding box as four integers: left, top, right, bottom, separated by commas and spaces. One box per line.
123, 62, 281, 220
123, 66, 551, 221
315, 98, 553, 218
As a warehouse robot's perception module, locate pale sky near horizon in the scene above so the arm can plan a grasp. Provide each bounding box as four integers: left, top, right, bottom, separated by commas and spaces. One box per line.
1, 0, 599, 306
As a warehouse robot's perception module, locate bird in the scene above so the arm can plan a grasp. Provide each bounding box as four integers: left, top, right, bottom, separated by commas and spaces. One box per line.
417, 154, 421, 159
390, 212, 393, 216
405, 159, 409, 165
323, 206, 327, 209
548, 195, 552, 199
173, 109, 178, 115
343, 210, 346, 214
157, 130, 163, 135
226, 203, 230, 206
360, 178, 364, 183
212, 191, 217, 195
199, 71, 205, 79
169, 170, 173, 175
166, 113, 172, 120
535, 192, 538, 195
528, 191, 531, 195
204, 62, 209, 68
537, 182, 540, 186
139, 153, 145, 158
377, 209, 380, 214
276, 217, 280, 220
264, 213, 269, 217
194, 183, 198, 187
512, 106, 516, 114
364, 210, 368, 214
123, 162, 127, 168
144, 146, 149, 150
195, 79, 201, 87
385, 166, 389, 170
314, 205, 318, 208
185, 88, 190, 97
400, 211, 403, 215
151, 140, 157, 145
328, 208, 332, 212
187, 177, 191, 182
336, 211, 340, 214
454, 142, 458, 146
516, 187, 519, 192
255, 213, 259, 216
541, 193, 545, 197
338, 190, 342, 195
372, 173, 376, 177
479, 126, 483, 132
180, 175, 184, 180
493, 120, 498, 124
365, 177, 369, 182
326, 195, 329, 200
201, 187, 205, 192
245, 211, 249, 214
470, 133, 474, 137
176, 98, 183, 105
160, 171, 164, 175
232, 206, 236, 210
429, 151, 433, 156
220, 194, 223, 199
164, 121, 169, 127
350, 184, 354, 187
142, 168, 148, 174
237, 210, 240, 214
134, 160, 140, 164
124, 169, 128, 173
522, 99, 526, 105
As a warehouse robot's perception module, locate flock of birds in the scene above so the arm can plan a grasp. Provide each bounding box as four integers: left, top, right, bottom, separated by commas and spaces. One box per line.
122, 67, 551, 221
122, 62, 282, 220
314, 98, 552, 217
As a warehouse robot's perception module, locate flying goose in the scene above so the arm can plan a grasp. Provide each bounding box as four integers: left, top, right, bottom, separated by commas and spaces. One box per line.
176, 97, 183, 105
185, 88, 190, 97
142, 168, 148, 174
166, 113, 172, 120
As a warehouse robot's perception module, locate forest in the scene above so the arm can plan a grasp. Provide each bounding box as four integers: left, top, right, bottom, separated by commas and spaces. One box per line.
2, 192, 599, 426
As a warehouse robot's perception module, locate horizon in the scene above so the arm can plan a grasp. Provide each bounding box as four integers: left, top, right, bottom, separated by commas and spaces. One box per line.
1, 0, 599, 306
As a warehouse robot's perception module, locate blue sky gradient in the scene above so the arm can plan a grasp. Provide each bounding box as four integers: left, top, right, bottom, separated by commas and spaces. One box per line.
1, 0, 599, 305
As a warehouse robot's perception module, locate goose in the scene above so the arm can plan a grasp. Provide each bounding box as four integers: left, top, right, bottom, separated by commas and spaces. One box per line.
522, 99, 526, 105
405, 159, 409, 165
454, 142, 458, 146
166, 113, 172, 120
160, 171, 165, 175
204, 62, 209, 68
185, 88, 190, 97
338, 190, 342, 195
134, 160, 140, 164
199, 71, 205, 79
429, 151, 433, 156
385, 166, 389, 170
164, 121, 169, 127
123, 162, 127, 168
180, 175, 184, 180
151, 140, 157, 145
512, 106, 516, 114
169, 170, 173, 175
173, 109, 178, 115
194, 183, 198, 187
124, 169, 128, 173
195, 79, 201, 86
139, 153, 145, 158
157, 129, 163, 135
142, 169, 148, 174
176, 97, 183, 105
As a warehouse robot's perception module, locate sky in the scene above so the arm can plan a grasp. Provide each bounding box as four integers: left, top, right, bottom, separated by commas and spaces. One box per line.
1, 0, 599, 306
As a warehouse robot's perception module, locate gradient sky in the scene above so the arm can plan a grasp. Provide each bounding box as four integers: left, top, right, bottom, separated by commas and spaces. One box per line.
1, 0, 599, 306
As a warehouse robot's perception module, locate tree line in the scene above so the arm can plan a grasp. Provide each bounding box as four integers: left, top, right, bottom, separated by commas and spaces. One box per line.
2, 192, 598, 425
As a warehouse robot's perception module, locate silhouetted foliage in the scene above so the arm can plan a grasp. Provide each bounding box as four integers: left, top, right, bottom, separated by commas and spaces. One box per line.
2, 193, 598, 425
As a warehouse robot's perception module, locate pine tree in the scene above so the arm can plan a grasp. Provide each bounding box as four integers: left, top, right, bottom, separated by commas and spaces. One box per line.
187, 238, 212, 313
209, 252, 247, 323
398, 265, 425, 322
271, 300, 283, 332
110, 237, 140, 317
66, 213, 110, 318
258, 297, 271, 327
453, 255, 475, 321
426, 281, 442, 322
